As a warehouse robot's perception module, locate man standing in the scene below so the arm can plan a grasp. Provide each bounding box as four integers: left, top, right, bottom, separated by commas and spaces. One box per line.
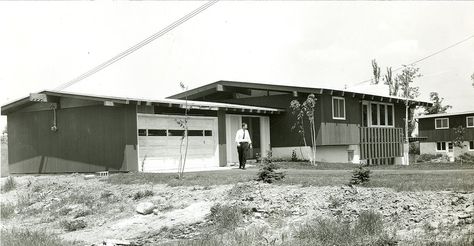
235, 123, 252, 169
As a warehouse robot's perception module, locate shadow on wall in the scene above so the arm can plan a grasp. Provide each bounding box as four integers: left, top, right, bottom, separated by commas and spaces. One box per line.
1, 143, 9, 177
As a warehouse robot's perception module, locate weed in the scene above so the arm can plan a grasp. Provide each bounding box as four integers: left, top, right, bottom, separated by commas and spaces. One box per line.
17, 192, 34, 209
327, 195, 342, 209
350, 165, 371, 185
133, 190, 154, 200
60, 219, 87, 231
1, 202, 15, 219
207, 203, 244, 232
57, 206, 73, 216
356, 210, 383, 235
73, 208, 92, 218
100, 190, 113, 199
0, 228, 80, 246
2, 176, 16, 193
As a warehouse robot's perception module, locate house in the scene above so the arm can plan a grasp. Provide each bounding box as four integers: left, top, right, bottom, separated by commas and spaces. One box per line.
1, 81, 432, 174
416, 111, 474, 161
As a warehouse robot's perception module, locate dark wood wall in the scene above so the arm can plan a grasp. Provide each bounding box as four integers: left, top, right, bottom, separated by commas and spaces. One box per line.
418, 113, 474, 142
7, 104, 138, 173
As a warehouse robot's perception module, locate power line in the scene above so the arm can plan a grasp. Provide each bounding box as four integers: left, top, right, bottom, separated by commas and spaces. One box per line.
348, 34, 474, 88
55, 0, 219, 91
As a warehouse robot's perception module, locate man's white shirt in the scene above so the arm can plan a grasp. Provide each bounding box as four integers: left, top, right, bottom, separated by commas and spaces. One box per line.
235, 129, 252, 144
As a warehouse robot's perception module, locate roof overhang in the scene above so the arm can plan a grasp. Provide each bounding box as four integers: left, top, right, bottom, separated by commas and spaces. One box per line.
1, 90, 284, 115
415, 111, 474, 119
167, 80, 433, 107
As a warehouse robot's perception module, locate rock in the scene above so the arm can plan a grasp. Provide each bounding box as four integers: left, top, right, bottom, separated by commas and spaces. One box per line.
136, 202, 155, 215
428, 221, 439, 230
465, 205, 474, 213
104, 239, 131, 246
458, 213, 472, 219
254, 212, 263, 219
153, 208, 160, 215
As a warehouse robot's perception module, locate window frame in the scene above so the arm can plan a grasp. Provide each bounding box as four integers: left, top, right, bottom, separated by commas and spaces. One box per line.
436, 141, 447, 152
363, 101, 395, 127
468, 141, 474, 151
466, 116, 474, 128
332, 96, 346, 120
435, 118, 449, 129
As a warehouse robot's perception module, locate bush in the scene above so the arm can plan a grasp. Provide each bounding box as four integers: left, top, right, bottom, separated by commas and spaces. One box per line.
455, 153, 474, 164
409, 142, 420, 155
1, 228, 75, 246
1, 176, 16, 193
256, 152, 285, 183
349, 165, 371, 185
291, 149, 298, 162
133, 189, 154, 200
60, 219, 87, 231
417, 153, 449, 163
1, 203, 15, 219
207, 204, 244, 231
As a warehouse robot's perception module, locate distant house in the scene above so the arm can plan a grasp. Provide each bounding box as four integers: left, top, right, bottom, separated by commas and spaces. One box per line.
416, 111, 474, 161
1, 80, 432, 174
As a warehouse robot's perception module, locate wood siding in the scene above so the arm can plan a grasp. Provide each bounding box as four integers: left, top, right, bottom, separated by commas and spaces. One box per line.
360, 127, 404, 160
7, 104, 138, 173
318, 123, 360, 145
418, 113, 474, 142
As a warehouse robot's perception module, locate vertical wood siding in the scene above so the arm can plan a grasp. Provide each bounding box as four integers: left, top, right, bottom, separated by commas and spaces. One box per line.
7, 104, 137, 173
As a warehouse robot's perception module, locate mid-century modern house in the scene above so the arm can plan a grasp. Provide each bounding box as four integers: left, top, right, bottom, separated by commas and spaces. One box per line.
1, 80, 431, 174
417, 111, 474, 161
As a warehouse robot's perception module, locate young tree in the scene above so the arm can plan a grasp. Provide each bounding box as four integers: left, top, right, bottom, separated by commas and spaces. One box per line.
289, 94, 318, 165
372, 60, 422, 164
176, 82, 189, 179
453, 125, 466, 164
424, 92, 452, 114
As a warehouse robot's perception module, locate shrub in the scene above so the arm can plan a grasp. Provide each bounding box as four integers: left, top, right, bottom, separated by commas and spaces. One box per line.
256, 152, 285, 183
455, 153, 474, 164
133, 189, 154, 200
60, 219, 87, 231
349, 165, 371, 185
1, 203, 15, 219
409, 142, 420, 155
1, 228, 74, 246
207, 204, 244, 231
417, 153, 449, 163
291, 149, 298, 162
1, 176, 16, 193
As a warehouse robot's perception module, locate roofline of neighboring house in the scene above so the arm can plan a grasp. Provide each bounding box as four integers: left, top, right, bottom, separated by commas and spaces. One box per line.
1, 90, 284, 116
167, 80, 433, 106
415, 111, 474, 119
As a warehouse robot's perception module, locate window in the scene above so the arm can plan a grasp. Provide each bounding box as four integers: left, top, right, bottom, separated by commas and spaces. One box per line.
332, 97, 345, 120
148, 129, 167, 136
188, 130, 204, 136
362, 104, 368, 127
138, 129, 147, 136
204, 130, 213, 136
469, 141, 474, 150
436, 142, 446, 151
168, 129, 185, 136
366, 102, 394, 127
435, 118, 449, 129
448, 142, 453, 152
467, 116, 474, 128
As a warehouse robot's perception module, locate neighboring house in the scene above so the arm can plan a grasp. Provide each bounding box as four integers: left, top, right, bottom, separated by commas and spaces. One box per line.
417, 111, 474, 161
1, 80, 431, 174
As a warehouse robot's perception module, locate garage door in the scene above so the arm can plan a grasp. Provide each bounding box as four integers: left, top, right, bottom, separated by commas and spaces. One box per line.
137, 114, 219, 172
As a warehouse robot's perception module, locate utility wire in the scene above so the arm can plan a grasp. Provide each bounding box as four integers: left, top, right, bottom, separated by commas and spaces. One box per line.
55, 0, 219, 91
348, 34, 474, 88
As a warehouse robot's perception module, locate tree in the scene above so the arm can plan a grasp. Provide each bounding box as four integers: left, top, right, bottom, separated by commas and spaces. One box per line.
176, 82, 189, 179
453, 125, 466, 164
372, 60, 422, 165
289, 94, 318, 165
424, 92, 452, 114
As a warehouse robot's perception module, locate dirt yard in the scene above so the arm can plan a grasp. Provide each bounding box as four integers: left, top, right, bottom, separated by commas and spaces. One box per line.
1, 166, 473, 246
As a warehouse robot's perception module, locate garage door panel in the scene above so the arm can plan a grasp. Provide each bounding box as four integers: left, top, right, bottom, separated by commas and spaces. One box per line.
138, 114, 218, 172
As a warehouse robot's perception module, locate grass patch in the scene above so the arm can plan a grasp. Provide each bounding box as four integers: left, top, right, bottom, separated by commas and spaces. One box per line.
207, 203, 247, 232
133, 190, 154, 200
60, 219, 87, 231
0, 228, 81, 246
1, 202, 15, 219
1, 176, 16, 193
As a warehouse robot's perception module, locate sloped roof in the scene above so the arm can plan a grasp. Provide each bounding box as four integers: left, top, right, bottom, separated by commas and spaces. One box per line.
167, 80, 433, 107
1, 90, 284, 115
415, 111, 474, 119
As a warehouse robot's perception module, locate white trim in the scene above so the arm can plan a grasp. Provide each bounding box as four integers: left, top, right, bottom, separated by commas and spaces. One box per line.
363, 101, 395, 127
435, 118, 449, 129
332, 96, 346, 120
435, 141, 447, 152
466, 116, 474, 128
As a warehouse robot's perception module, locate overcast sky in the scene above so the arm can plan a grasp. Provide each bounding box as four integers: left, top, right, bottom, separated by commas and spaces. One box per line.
1, 1, 473, 129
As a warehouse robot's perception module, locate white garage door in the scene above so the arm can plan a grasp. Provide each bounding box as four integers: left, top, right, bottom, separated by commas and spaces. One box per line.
137, 114, 219, 172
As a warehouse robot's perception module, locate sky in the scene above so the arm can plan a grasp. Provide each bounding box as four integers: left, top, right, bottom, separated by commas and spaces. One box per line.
1, 1, 474, 130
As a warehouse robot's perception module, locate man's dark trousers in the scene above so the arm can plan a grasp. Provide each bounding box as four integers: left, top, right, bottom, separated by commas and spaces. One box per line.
237, 142, 249, 169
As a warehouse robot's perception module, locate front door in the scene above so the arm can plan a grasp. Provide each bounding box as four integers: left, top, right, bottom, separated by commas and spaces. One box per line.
242, 117, 261, 159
